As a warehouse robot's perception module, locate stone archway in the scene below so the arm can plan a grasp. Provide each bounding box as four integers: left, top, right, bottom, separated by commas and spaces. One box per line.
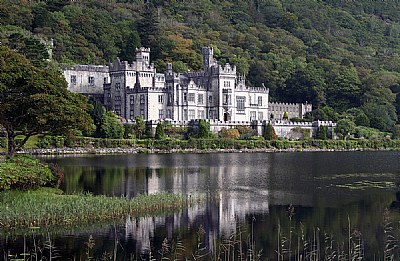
223, 112, 231, 121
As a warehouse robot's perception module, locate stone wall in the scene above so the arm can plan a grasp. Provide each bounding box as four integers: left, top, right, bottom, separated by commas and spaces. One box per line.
64, 65, 109, 97
123, 119, 336, 139
269, 102, 312, 120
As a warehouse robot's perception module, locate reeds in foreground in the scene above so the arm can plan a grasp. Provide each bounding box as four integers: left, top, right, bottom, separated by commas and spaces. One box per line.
0, 188, 196, 229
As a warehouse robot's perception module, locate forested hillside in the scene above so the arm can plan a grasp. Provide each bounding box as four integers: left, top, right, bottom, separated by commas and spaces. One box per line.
1, 0, 400, 133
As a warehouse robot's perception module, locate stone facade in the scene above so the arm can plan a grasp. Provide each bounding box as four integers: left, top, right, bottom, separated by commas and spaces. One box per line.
269, 102, 312, 120
101, 47, 269, 122
64, 47, 272, 121
64, 47, 321, 137
64, 65, 109, 102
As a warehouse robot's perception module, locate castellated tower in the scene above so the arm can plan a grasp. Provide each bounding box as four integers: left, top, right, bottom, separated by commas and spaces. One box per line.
136, 47, 150, 64
202, 46, 215, 71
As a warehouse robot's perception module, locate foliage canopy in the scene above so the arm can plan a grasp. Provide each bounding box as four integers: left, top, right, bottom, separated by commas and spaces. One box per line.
1, 0, 400, 132
0, 46, 93, 157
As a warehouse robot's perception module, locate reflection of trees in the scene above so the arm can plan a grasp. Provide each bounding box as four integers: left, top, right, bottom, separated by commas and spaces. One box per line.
62, 166, 125, 195
49, 153, 400, 259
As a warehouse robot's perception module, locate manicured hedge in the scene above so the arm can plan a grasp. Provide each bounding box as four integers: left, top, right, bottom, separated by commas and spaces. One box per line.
40, 136, 400, 151
72, 137, 136, 148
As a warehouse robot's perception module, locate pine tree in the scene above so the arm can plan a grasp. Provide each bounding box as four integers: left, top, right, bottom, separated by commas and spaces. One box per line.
264, 123, 276, 140
155, 123, 165, 139
316, 126, 327, 140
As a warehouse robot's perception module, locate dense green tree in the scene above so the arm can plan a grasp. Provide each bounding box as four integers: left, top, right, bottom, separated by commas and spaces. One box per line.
7, 33, 50, 68
124, 124, 135, 139
326, 64, 362, 111
283, 111, 289, 120
346, 108, 370, 127
133, 116, 146, 139
118, 29, 141, 61
0, 46, 93, 157
316, 126, 328, 140
362, 102, 396, 132
155, 122, 165, 139
336, 118, 356, 139
312, 106, 339, 121
263, 122, 276, 140
2, 0, 400, 133
99, 111, 124, 139
283, 63, 326, 106
89, 98, 106, 137
197, 119, 211, 138
361, 72, 398, 131
145, 124, 154, 138
137, 4, 162, 60
393, 124, 400, 139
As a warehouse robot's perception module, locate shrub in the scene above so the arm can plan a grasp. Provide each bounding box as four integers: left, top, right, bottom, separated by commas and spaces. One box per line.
133, 116, 146, 139
316, 126, 327, 140
0, 156, 56, 191
155, 123, 166, 139
219, 128, 240, 139
264, 123, 276, 140
235, 125, 256, 139
37, 135, 53, 148
164, 125, 188, 139
99, 111, 124, 139
198, 119, 211, 138
145, 124, 154, 138
124, 124, 135, 139
0, 137, 7, 148
54, 136, 65, 148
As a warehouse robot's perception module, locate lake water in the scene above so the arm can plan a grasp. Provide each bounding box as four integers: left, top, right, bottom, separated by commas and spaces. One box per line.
2, 151, 400, 260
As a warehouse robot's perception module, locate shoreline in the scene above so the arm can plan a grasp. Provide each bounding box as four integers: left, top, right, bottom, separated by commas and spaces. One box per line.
17, 146, 400, 156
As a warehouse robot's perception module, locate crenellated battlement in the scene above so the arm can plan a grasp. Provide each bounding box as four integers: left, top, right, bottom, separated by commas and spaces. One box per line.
247, 86, 269, 93
270, 102, 301, 107
64, 64, 109, 73
272, 120, 313, 126
109, 58, 155, 72
136, 47, 150, 52
217, 63, 236, 75
185, 72, 205, 78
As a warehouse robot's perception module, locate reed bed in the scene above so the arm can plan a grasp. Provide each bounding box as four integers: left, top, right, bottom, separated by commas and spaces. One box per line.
0, 188, 194, 229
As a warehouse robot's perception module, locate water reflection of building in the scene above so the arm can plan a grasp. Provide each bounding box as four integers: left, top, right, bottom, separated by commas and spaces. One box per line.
123, 165, 269, 253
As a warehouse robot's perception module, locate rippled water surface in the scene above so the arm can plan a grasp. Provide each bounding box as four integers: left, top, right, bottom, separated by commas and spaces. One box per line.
2, 151, 400, 259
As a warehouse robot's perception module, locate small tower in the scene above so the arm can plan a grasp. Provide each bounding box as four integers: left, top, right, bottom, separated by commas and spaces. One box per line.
202, 46, 214, 71
166, 63, 173, 75
136, 47, 151, 64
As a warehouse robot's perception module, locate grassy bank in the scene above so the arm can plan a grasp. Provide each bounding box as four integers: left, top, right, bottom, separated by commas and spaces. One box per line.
0, 156, 194, 231
0, 188, 191, 230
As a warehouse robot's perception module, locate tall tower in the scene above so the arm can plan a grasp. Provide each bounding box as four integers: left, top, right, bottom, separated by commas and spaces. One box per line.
135, 47, 151, 64
202, 46, 214, 71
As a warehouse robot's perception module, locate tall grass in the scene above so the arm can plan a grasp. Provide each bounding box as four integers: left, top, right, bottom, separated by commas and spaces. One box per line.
4, 215, 400, 260
3, 202, 400, 260
0, 188, 195, 230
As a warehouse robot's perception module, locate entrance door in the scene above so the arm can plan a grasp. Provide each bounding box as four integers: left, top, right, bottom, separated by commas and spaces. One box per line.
224, 112, 230, 121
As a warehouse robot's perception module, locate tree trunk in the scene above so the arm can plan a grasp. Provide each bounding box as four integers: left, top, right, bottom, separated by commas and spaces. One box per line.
6, 129, 16, 158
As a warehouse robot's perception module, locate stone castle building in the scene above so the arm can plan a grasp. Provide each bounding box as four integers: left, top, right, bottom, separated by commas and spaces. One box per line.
63, 47, 335, 138
64, 47, 311, 122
